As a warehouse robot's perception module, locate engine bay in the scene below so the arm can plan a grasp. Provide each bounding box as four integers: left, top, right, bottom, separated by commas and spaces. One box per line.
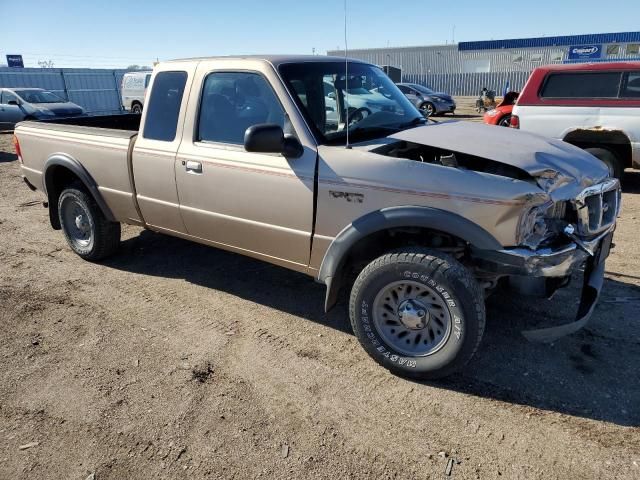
372, 140, 533, 182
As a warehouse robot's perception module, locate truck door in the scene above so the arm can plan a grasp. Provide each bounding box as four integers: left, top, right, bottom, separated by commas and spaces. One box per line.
131, 67, 194, 233
174, 62, 317, 270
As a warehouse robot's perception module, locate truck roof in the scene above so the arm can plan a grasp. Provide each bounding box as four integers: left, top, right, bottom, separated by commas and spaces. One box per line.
163, 55, 370, 67
533, 61, 640, 72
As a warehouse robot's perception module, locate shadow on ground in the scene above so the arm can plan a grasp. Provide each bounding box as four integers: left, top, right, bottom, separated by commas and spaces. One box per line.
104, 229, 640, 426
0, 147, 16, 163
621, 170, 640, 194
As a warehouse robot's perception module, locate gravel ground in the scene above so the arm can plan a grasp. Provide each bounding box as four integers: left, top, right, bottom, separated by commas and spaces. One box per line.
1, 112, 639, 479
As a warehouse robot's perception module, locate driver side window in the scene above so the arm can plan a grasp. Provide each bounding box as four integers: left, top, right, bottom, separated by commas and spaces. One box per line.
197, 72, 286, 145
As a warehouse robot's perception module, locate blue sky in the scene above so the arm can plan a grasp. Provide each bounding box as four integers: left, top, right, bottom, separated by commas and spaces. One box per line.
1, 0, 639, 68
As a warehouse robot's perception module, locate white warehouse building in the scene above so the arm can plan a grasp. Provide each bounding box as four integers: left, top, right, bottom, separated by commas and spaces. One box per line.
328, 31, 640, 95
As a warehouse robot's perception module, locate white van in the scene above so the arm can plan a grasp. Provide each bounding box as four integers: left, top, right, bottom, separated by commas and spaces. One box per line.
121, 71, 152, 113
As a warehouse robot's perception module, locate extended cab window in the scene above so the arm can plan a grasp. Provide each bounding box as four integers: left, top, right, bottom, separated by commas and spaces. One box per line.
197, 72, 285, 145
142, 71, 187, 141
540, 72, 622, 98
621, 72, 640, 98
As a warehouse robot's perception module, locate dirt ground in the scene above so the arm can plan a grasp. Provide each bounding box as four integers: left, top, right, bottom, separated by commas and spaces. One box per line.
1, 109, 639, 479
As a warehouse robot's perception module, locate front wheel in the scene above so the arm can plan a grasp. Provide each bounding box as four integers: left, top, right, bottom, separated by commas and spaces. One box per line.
58, 184, 121, 261
349, 248, 485, 379
585, 147, 623, 178
131, 103, 142, 114
420, 102, 435, 117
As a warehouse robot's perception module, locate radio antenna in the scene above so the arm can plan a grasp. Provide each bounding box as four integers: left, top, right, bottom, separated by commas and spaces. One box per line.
344, 0, 351, 149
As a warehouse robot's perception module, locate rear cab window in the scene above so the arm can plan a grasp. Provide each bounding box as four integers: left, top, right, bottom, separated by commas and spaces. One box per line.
142, 71, 188, 141
540, 72, 622, 98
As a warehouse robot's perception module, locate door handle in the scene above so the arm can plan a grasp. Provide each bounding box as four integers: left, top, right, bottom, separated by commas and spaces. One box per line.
185, 160, 202, 174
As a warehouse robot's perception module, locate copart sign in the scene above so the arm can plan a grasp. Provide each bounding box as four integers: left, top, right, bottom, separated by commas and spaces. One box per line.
568, 45, 602, 60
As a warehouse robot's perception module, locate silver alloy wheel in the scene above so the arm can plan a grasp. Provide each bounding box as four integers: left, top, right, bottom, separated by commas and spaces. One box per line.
421, 102, 434, 116
372, 280, 452, 356
61, 196, 93, 249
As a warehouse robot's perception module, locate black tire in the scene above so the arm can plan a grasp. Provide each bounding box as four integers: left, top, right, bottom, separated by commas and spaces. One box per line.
498, 114, 512, 127
420, 102, 435, 117
131, 103, 142, 114
585, 147, 623, 178
57, 183, 120, 261
349, 248, 485, 379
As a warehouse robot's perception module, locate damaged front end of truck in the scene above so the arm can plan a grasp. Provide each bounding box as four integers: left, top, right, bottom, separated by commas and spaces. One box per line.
371, 122, 621, 341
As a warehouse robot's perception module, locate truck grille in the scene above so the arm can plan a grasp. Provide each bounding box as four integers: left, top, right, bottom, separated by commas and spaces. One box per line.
573, 179, 620, 236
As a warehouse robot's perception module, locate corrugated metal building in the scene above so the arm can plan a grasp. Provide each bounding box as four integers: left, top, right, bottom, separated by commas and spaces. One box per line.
328, 31, 640, 96
0, 67, 130, 114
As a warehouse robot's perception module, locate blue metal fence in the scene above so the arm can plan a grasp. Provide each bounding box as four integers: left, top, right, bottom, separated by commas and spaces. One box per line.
0, 67, 129, 114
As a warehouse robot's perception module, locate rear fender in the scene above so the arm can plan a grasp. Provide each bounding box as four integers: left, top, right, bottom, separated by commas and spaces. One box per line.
43, 153, 116, 229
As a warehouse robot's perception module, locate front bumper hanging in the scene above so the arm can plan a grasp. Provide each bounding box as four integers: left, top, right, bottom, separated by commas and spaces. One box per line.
472, 228, 614, 343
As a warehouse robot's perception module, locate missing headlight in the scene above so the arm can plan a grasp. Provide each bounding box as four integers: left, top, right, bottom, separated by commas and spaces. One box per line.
517, 201, 571, 249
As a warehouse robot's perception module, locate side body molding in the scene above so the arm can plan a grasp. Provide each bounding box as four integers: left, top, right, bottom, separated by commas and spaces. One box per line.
317, 206, 503, 312
43, 153, 117, 229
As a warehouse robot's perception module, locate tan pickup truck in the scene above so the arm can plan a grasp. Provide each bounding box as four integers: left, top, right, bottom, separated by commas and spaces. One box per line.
15, 56, 620, 379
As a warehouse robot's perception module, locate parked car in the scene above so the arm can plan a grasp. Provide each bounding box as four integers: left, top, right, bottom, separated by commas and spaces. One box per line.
511, 62, 640, 177
324, 80, 398, 127
15, 56, 618, 379
0, 88, 84, 130
396, 83, 456, 116
121, 71, 152, 114
483, 91, 519, 127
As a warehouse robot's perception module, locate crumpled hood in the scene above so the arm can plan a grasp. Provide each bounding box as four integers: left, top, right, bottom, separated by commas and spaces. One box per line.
389, 121, 609, 196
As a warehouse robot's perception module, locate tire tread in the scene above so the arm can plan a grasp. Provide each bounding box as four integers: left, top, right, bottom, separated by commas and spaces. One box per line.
349, 247, 485, 379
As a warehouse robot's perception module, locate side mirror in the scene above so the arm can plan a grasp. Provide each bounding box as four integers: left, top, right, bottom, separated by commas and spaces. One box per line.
244, 124, 303, 158
327, 92, 336, 99
7, 100, 20, 106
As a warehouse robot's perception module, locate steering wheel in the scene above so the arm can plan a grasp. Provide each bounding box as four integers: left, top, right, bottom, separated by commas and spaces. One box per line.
347, 107, 371, 126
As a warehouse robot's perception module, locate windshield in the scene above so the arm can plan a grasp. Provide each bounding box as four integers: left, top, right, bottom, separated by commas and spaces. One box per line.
14, 89, 65, 104
279, 61, 424, 145
411, 84, 436, 95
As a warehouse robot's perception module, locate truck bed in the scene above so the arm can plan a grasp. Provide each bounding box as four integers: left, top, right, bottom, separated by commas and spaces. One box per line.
16, 114, 142, 226
31, 113, 141, 137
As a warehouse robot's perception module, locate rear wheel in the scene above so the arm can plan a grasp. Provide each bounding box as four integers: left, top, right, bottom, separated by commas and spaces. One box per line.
349, 248, 485, 379
131, 103, 142, 114
57, 184, 120, 261
498, 115, 512, 127
585, 147, 623, 178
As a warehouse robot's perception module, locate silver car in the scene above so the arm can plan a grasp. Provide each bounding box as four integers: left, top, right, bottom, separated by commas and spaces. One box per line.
0, 88, 85, 130
396, 83, 456, 116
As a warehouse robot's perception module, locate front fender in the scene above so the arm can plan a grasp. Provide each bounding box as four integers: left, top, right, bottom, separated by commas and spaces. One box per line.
318, 205, 502, 311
